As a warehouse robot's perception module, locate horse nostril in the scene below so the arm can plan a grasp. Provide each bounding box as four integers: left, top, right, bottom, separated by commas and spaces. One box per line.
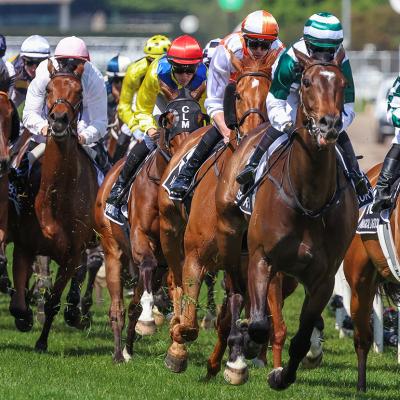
334, 117, 342, 131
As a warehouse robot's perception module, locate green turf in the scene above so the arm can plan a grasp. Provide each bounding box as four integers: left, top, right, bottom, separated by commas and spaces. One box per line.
0, 265, 399, 400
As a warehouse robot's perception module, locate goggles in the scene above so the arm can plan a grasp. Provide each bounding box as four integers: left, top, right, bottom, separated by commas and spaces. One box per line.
245, 38, 272, 51
23, 58, 43, 67
172, 64, 198, 75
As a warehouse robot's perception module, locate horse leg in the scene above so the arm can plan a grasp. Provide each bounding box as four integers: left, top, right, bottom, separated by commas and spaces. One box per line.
64, 259, 87, 329
0, 248, 10, 294
206, 294, 230, 379
81, 249, 103, 319
267, 277, 334, 391
35, 258, 80, 352
201, 271, 217, 330
9, 246, 34, 332
33, 256, 51, 325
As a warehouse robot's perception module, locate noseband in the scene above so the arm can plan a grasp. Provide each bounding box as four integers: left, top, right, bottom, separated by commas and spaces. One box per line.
235, 71, 270, 128
47, 72, 83, 137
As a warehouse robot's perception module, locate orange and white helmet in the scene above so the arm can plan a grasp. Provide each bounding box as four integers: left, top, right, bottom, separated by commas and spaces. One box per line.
241, 10, 279, 41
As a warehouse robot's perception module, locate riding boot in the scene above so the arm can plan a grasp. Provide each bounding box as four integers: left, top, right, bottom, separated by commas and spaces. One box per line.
112, 131, 131, 164
337, 131, 369, 196
92, 143, 112, 175
371, 144, 400, 213
169, 126, 223, 200
236, 125, 285, 185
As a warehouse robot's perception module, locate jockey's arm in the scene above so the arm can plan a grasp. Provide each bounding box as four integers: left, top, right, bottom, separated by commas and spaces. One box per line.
205, 45, 235, 139
22, 60, 49, 138
118, 61, 144, 129
387, 76, 400, 130
341, 55, 355, 131
134, 61, 160, 137
78, 64, 108, 145
4, 60, 16, 101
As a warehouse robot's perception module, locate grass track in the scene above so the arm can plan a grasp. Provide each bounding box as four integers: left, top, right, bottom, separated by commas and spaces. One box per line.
0, 269, 399, 400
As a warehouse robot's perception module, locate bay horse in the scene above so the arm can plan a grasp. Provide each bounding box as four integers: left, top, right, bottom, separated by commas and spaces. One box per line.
8, 60, 98, 351
95, 91, 207, 362
159, 51, 287, 382
343, 163, 400, 392
245, 48, 358, 390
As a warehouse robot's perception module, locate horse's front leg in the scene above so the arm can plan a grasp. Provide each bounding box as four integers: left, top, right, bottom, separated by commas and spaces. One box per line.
267, 275, 334, 391
201, 271, 217, 330
0, 241, 10, 294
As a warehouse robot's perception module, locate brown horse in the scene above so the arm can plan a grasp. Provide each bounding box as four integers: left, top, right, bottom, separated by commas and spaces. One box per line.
343, 163, 400, 392
0, 87, 18, 294
245, 49, 358, 390
159, 52, 283, 381
95, 97, 206, 362
8, 60, 98, 351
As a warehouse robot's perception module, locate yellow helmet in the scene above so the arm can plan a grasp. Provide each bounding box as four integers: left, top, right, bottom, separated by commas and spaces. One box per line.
144, 35, 171, 57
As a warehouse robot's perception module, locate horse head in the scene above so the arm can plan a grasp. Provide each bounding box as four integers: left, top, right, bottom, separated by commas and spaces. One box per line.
46, 59, 84, 140
224, 50, 278, 137
0, 91, 13, 175
293, 47, 346, 148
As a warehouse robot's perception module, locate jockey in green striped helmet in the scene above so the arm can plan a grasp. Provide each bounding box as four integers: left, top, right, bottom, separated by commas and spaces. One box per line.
303, 12, 343, 62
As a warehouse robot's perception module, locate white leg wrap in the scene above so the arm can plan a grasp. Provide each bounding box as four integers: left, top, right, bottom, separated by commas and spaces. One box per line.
138, 290, 154, 322
306, 327, 323, 359
226, 355, 247, 370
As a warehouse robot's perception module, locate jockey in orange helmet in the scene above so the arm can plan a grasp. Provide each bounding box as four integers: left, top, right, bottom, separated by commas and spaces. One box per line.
105, 34, 207, 224
169, 10, 284, 200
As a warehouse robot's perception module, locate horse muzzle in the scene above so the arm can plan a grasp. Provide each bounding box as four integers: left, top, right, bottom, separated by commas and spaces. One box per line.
317, 114, 342, 145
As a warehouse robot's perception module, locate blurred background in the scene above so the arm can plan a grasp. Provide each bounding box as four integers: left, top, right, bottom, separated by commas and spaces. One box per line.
2, 0, 400, 168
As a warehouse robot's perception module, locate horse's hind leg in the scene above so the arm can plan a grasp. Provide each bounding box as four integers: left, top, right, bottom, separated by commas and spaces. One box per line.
0, 250, 11, 294
9, 246, 34, 332
201, 271, 217, 330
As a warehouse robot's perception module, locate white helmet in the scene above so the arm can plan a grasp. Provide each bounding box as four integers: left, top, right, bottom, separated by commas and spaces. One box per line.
20, 35, 50, 59
203, 38, 221, 67
106, 55, 131, 77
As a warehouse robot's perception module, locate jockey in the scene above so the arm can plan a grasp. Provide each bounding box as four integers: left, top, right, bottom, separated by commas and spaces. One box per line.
105, 34, 207, 224
203, 38, 221, 68
236, 12, 368, 197
0, 35, 16, 98
22, 36, 109, 173
372, 77, 400, 212
118, 35, 171, 144
10, 35, 50, 108
169, 10, 284, 200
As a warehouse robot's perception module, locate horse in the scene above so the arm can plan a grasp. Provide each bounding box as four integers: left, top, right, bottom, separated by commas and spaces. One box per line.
8, 59, 99, 351
95, 90, 207, 362
343, 163, 400, 392
158, 51, 286, 381
244, 48, 358, 390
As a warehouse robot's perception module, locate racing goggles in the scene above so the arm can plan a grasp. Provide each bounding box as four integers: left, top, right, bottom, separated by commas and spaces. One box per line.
245, 38, 272, 51
23, 58, 44, 67
172, 64, 198, 74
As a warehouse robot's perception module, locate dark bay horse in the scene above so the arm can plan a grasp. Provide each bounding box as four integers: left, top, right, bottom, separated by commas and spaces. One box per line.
158, 52, 283, 382
245, 49, 358, 390
95, 97, 206, 362
343, 163, 400, 392
9, 60, 98, 351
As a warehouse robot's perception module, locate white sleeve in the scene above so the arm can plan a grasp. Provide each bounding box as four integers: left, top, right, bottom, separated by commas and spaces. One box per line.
79, 65, 107, 145
5, 61, 15, 98
205, 45, 233, 118
22, 61, 49, 136
342, 102, 355, 132
266, 91, 292, 131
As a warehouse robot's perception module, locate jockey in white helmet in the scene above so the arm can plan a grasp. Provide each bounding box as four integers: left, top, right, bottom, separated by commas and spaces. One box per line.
202, 38, 221, 68
22, 36, 110, 173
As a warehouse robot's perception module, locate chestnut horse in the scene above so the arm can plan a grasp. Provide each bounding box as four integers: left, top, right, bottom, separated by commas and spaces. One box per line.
0, 83, 18, 294
8, 60, 98, 350
343, 163, 400, 392
95, 94, 207, 362
159, 52, 284, 381
245, 49, 358, 390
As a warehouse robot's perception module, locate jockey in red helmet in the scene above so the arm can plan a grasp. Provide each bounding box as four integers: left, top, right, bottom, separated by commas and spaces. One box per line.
105, 34, 208, 224
168, 10, 284, 201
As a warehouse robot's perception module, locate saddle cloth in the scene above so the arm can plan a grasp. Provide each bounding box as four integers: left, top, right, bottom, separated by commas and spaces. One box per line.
236, 135, 373, 216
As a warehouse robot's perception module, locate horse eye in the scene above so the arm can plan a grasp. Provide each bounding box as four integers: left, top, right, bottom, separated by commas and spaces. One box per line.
302, 78, 311, 88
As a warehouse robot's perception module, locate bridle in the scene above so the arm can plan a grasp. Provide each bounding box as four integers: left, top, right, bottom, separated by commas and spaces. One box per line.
47, 72, 83, 137
235, 71, 270, 129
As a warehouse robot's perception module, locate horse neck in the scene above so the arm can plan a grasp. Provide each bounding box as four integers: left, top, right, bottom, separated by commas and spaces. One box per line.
289, 115, 337, 211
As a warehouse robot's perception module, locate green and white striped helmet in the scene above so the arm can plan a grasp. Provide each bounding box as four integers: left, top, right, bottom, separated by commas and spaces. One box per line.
303, 12, 343, 49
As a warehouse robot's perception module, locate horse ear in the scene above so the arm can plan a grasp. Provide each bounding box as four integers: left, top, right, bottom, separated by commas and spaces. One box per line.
48, 59, 56, 77
229, 50, 242, 73
333, 46, 345, 66
293, 48, 312, 69
74, 62, 85, 78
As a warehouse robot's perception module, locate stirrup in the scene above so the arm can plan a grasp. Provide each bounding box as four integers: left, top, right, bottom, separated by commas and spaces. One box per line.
104, 203, 125, 225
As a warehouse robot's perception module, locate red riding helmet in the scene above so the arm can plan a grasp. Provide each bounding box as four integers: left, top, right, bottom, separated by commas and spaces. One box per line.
167, 35, 203, 65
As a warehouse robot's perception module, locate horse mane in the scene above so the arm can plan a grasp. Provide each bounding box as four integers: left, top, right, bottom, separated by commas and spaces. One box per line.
0, 60, 11, 93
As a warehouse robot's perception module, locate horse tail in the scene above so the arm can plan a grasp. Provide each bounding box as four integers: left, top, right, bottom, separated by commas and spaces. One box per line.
380, 281, 400, 306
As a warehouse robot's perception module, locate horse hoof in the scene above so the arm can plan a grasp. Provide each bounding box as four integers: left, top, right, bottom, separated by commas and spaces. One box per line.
152, 306, 165, 327
122, 346, 132, 362
200, 313, 216, 330
165, 350, 187, 373
113, 352, 125, 363
302, 351, 323, 369
248, 320, 269, 345
267, 367, 292, 391
223, 365, 249, 385
135, 320, 156, 336
35, 340, 48, 353
64, 307, 81, 328
10, 308, 33, 332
